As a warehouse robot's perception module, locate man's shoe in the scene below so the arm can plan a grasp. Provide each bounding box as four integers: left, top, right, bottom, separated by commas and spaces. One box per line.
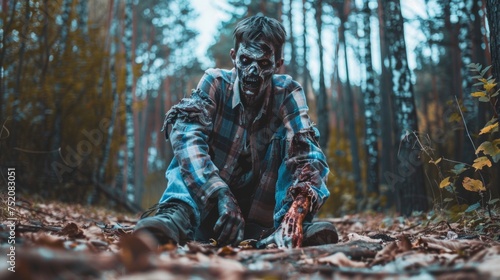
134, 201, 194, 245
302, 221, 339, 246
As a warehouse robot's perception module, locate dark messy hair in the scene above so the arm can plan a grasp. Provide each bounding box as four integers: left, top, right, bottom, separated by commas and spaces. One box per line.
233, 15, 286, 62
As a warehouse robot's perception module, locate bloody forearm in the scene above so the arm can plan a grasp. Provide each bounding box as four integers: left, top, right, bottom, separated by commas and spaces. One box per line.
279, 190, 312, 248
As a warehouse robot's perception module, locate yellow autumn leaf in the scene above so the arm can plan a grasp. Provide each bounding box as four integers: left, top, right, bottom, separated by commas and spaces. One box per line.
448, 113, 462, 123
439, 177, 451, 188
476, 141, 495, 155
472, 156, 492, 170
471, 91, 487, 97
479, 122, 499, 135
462, 177, 486, 192
484, 82, 497, 92
493, 139, 500, 147
429, 157, 442, 165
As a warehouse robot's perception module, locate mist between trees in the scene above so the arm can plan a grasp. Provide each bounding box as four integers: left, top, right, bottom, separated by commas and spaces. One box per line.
0, 0, 499, 216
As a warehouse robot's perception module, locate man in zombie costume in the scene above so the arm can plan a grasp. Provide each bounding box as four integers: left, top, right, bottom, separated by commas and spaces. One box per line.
135, 15, 338, 248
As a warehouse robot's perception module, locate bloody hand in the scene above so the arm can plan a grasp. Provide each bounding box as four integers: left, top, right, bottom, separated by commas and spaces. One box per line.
257, 191, 312, 249
213, 188, 245, 246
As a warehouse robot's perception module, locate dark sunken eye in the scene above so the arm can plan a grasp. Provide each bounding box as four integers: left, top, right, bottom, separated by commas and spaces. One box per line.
259, 60, 271, 68
240, 56, 251, 65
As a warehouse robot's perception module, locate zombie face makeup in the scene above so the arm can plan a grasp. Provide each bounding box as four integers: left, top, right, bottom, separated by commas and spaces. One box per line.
232, 40, 278, 107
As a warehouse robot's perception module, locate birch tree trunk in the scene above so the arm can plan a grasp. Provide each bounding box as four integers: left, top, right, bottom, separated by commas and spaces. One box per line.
362, 0, 380, 205
123, 0, 135, 202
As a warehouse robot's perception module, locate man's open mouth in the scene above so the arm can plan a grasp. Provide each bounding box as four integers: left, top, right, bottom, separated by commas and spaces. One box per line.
242, 76, 261, 91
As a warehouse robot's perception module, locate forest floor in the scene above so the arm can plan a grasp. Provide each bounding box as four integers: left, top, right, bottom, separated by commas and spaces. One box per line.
1, 197, 500, 280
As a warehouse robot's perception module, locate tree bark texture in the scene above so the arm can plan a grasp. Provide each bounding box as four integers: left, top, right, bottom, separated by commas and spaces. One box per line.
339, 0, 362, 204
377, 0, 396, 209
287, 0, 298, 78
123, 0, 136, 202
383, 0, 428, 215
486, 0, 500, 113
362, 0, 380, 202
314, 0, 330, 150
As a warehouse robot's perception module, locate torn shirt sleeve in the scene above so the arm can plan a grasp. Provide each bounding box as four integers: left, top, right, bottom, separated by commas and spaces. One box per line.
274, 83, 330, 226
162, 82, 228, 210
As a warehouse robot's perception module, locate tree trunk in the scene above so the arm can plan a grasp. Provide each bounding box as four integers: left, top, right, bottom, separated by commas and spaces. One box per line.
77, 0, 88, 39
0, 0, 19, 119
472, 0, 490, 128
339, 0, 362, 206
377, 0, 396, 210
302, 0, 309, 90
330, 28, 342, 141
15, 0, 29, 98
362, 0, 380, 206
383, 0, 428, 215
123, 0, 136, 202
486, 0, 500, 103
457, 0, 480, 204
314, 0, 329, 150
485, 0, 500, 193
92, 0, 120, 204
287, 0, 298, 78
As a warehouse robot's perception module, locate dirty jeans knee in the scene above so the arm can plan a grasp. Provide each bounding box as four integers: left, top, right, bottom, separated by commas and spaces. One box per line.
160, 159, 201, 227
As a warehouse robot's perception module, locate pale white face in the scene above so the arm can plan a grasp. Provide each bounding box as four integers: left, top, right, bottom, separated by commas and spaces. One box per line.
232, 40, 278, 107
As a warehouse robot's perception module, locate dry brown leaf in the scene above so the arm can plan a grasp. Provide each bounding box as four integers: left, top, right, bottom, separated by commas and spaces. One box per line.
469, 245, 500, 262
186, 241, 214, 254
118, 232, 158, 272
347, 233, 382, 243
470, 246, 500, 278
34, 233, 65, 249
415, 237, 484, 253
370, 235, 412, 266
370, 241, 399, 266
59, 222, 85, 239
217, 245, 239, 256
118, 270, 177, 280
318, 252, 366, 268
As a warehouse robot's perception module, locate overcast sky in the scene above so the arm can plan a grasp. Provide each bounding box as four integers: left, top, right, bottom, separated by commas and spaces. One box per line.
190, 0, 231, 68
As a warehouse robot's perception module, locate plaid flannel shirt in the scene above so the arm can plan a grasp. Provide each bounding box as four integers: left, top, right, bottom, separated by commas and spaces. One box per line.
162, 68, 330, 228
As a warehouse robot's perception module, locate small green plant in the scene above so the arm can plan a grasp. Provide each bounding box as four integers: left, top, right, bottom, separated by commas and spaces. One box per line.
438, 64, 499, 197
397, 64, 500, 237
413, 64, 499, 235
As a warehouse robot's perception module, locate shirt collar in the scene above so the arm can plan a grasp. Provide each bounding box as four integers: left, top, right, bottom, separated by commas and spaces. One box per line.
232, 73, 242, 109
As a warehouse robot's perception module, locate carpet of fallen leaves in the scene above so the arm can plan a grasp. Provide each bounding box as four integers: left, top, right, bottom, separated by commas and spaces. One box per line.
1, 198, 500, 280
